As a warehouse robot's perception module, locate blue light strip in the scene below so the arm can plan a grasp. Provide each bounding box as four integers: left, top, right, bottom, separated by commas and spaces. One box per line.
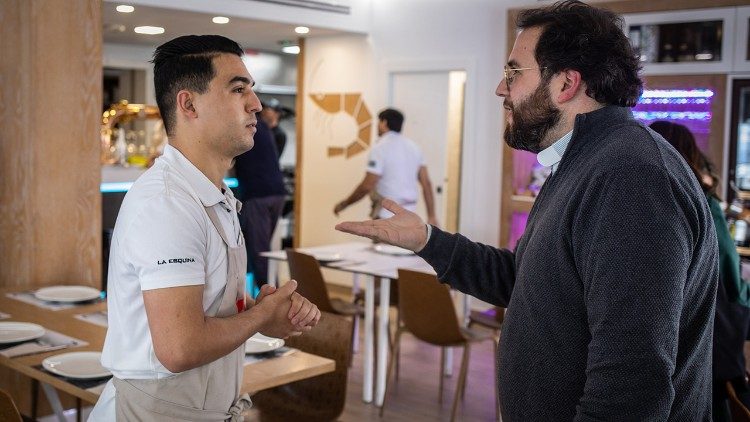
101, 177, 239, 193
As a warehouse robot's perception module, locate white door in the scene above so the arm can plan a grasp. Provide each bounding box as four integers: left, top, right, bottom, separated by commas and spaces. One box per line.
389, 70, 465, 231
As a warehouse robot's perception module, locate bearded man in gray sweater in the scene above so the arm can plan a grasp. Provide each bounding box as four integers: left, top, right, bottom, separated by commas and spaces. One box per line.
337, 1, 718, 420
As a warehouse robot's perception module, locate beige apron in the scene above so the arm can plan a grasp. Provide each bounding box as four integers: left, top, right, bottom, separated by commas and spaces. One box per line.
114, 204, 251, 421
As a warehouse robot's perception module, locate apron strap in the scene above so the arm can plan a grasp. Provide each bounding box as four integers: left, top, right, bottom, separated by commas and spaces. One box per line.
204, 205, 245, 317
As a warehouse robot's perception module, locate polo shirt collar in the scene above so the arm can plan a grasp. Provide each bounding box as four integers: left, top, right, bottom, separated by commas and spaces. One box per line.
162, 144, 227, 208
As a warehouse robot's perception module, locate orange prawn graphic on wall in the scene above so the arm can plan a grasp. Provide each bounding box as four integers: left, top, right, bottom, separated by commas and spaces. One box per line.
309, 93, 372, 158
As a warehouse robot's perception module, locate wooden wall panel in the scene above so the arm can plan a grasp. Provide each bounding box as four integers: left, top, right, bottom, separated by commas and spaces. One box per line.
0, 0, 101, 290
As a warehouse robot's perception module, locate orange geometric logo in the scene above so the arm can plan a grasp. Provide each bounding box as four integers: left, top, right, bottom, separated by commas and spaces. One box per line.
309, 93, 372, 158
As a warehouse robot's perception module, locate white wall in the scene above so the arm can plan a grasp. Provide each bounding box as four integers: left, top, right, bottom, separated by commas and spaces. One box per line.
300, 35, 377, 247
300, 0, 509, 248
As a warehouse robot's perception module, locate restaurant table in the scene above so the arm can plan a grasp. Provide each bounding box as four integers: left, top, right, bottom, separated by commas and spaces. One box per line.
261, 242, 471, 407
0, 289, 335, 421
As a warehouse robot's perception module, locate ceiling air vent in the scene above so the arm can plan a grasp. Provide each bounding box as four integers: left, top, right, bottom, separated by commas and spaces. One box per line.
251, 0, 350, 14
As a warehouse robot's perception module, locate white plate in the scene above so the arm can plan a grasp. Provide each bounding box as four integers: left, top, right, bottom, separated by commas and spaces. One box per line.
35, 285, 101, 303
245, 333, 285, 354
373, 244, 414, 256
312, 252, 342, 263
0, 322, 46, 344
42, 351, 111, 379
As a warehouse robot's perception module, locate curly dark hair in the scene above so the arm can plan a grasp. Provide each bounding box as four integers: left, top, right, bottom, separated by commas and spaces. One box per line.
151, 35, 243, 136
517, 0, 643, 107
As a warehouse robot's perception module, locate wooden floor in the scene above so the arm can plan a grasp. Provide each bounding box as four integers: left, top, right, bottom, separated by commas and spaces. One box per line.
245, 284, 500, 422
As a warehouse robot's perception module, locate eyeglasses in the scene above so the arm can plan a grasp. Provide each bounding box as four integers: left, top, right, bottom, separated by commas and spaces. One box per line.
503, 65, 545, 90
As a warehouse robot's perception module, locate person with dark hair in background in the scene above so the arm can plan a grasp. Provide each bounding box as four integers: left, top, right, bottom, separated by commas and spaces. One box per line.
259, 98, 289, 160
234, 113, 287, 287
334, 108, 438, 227
89, 35, 320, 420
336, 1, 718, 420
650, 120, 750, 421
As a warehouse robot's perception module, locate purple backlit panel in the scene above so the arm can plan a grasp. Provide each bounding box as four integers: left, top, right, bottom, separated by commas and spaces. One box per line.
632, 88, 714, 153
508, 212, 529, 251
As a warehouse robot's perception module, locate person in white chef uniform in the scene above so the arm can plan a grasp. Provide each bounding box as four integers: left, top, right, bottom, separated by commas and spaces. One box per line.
89, 35, 321, 421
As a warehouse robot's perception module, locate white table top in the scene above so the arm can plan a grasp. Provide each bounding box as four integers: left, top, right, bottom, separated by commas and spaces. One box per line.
261, 242, 435, 279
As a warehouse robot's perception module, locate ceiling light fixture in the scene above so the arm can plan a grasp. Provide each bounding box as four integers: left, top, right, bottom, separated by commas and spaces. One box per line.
116, 5, 134, 13
134, 26, 165, 35
282, 45, 300, 55
212, 16, 230, 24
294, 26, 310, 34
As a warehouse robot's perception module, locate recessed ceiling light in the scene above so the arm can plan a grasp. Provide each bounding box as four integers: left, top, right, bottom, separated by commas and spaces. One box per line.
294, 26, 310, 34
282, 45, 300, 55
134, 26, 165, 35
116, 5, 134, 13
212, 16, 230, 24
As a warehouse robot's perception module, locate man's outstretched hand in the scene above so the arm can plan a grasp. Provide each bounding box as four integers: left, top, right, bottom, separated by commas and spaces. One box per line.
335, 199, 430, 252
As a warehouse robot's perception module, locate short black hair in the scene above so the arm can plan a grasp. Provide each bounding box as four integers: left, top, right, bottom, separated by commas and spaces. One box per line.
151, 35, 243, 136
378, 108, 404, 132
517, 0, 643, 107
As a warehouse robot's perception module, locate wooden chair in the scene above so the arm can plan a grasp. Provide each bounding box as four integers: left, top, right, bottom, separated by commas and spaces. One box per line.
468, 306, 505, 342
0, 389, 22, 422
381, 269, 499, 422
285, 249, 364, 357
253, 312, 353, 422
727, 380, 750, 422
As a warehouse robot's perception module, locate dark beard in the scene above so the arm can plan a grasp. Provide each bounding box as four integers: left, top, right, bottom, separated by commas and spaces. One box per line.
503, 82, 562, 153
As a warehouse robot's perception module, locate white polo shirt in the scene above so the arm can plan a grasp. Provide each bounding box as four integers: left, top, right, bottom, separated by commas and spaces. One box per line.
90, 144, 242, 420
366, 131, 425, 218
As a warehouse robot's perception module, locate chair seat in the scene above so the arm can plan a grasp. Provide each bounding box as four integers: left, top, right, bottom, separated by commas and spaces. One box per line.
468, 308, 503, 330
330, 298, 365, 317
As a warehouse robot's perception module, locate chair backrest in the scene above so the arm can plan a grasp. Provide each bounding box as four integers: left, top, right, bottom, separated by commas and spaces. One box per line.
253, 312, 353, 421
397, 269, 465, 346
0, 389, 22, 422
285, 249, 335, 313
727, 381, 750, 422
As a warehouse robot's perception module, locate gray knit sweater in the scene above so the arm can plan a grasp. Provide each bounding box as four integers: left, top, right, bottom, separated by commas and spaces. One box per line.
418, 106, 718, 421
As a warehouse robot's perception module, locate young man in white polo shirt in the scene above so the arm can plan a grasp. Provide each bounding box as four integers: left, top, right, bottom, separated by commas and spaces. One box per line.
89, 35, 320, 421
333, 108, 438, 226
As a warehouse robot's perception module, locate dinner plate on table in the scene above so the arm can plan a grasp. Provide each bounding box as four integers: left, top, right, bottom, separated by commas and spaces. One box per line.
42, 351, 111, 379
0, 322, 45, 344
34, 285, 101, 303
245, 333, 285, 354
312, 253, 343, 263
373, 244, 414, 256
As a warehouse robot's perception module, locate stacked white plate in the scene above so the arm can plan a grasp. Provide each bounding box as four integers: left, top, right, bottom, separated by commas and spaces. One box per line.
373, 244, 414, 256
245, 333, 285, 354
312, 252, 342, 263
0, 322, 45, 344
35, 285, 101, 303
42, 351, 111, 379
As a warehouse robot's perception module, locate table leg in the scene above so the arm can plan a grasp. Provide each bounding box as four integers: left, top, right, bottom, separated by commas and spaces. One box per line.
445, 348, 454, 377
267, 259, 278, 288
375, 278, 390, 406
363, 274, 375, 403
352, 273, 360, 354
40, 382, 67, 422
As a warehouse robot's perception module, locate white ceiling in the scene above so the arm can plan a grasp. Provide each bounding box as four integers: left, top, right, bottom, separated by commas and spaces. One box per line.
101, 2, 350, 53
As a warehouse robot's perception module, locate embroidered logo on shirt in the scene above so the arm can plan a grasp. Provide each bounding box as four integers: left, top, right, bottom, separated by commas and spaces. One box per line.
157, 258, 196, 265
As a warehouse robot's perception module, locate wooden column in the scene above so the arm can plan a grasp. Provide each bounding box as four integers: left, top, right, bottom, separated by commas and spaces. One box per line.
0, 0, 102, 290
